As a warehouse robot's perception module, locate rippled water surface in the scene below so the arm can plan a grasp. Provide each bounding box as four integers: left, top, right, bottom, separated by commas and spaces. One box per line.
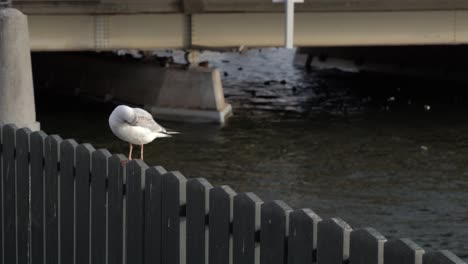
36, 49, 468, 260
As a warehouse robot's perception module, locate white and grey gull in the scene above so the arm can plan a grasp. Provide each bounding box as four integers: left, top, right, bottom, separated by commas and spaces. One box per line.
109, 105, 178, 161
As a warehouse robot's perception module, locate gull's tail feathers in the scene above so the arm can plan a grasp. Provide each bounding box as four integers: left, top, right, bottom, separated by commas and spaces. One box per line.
158, 129, 180, 138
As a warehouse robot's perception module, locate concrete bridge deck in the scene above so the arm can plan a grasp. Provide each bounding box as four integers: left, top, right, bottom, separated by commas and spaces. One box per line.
13, 0, 468, 51
14, 0, 468, 14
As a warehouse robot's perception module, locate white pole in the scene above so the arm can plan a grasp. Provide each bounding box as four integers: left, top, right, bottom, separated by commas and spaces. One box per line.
273, 0, 303, 49
285, 0, 294, 49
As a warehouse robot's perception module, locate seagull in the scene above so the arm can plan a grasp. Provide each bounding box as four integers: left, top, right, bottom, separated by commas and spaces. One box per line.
108, 105, 177, 161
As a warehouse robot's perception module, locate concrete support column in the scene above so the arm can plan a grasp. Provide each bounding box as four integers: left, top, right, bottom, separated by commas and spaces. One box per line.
0, 8, 40, 130
293, 47, 312, 68
32, 52, 232, 124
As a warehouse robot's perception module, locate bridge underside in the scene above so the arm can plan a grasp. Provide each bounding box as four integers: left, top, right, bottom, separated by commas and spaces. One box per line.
14, 0, 468, 14
26, 11, 468, 51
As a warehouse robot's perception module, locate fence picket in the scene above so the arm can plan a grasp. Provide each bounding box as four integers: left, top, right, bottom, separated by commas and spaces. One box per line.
162, 171, 187, 264
30, 131, 47, 264
288, 208, 322, 264
233, 192, 262, 264
126, 160, 148, 264
16, 128, 32, 264
317, 218, 352, 264
108, 154, 127, 264
260, 200, 293, 264
384, 238, 424, 264
2, 124, 17, 264
59, 139, 78, 264
423, 250, 466, 264
75, 144, 95, 264
144, 166, 167, 264
44, 135, 63, 264
209, 186, 237, 264
0, 122, 3, 264
187, 178, 213, 264
91, 149, 111, 264
349, 228, 386, 264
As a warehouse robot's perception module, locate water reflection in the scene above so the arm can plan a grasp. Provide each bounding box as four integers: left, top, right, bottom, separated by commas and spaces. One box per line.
36, 48, 468, 259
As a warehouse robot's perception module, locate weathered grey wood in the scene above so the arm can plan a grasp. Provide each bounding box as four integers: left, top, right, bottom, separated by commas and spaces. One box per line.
317, 218, 353, 264
126, 160, 148, 264
144, 166, 166, 264
161, 171, 187, 264
423, 251, 467, 264
260, 200, 293, 264
187, 178, 213, 264
75, 144, 95, 264
108, 154, 127, 264
91, 149, 111, 264
2, 124, 17, 264
59, 139, 78, 264
349, 228, 386, 264
30, 131, 47, 264
384, 238, 424, 264
233, 192, 263, 264
44, 135, 62, 264
288, 208, 322, 264
1, 124, 468, 264
16, 128, 32, 264
209, 186, 237, 264
0, 122, 3, 264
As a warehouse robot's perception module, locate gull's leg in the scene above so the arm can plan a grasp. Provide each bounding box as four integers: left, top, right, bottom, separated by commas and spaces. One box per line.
140, 144, 144, 160
120, 143, 133, 166
129, 143, 133, 160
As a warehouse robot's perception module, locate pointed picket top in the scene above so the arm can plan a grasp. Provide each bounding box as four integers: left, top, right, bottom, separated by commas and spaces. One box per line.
16, 127, 32, 141
59, 139, 78, 264
384, 238, 424, 264
108, 154, 127, 264
288, 208, 322, 264
29, 129, 48, 264
237, 192, 263, 229
125, 159, 149, 264
187, 177, 213, 264
260, 200, 293, 264
0, 121, 3, 150
350, 228, 387, 264
127, 159, 149, 189
60, 139, 79, 154
147, 165, 167, 176
423, 250, 467, 264
233, 192, 263, 264
187, 177, 213, 213
317, 218, 353, 264
93, 148, 112, 160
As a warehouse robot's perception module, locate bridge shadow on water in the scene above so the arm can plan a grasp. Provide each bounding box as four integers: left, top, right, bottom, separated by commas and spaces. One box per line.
34, 49, 468, 260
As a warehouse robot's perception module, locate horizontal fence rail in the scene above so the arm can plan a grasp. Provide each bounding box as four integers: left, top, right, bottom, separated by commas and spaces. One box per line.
0, 122, 466, 264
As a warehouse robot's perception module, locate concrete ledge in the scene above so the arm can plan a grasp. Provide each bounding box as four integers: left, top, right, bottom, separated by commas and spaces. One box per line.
149, 103, 233, 123
27, 121, 40, 131
33, 52, 233, 123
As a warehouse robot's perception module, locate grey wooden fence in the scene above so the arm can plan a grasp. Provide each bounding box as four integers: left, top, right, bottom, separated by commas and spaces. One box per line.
0, 122, 466, 264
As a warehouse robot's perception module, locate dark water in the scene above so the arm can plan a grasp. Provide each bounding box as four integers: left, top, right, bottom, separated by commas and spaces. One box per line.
36, 49, 468, 260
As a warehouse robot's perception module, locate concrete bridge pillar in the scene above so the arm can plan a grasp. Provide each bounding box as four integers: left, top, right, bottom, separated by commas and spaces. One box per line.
0, 7, 40, 130
293, 47, 313, 69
